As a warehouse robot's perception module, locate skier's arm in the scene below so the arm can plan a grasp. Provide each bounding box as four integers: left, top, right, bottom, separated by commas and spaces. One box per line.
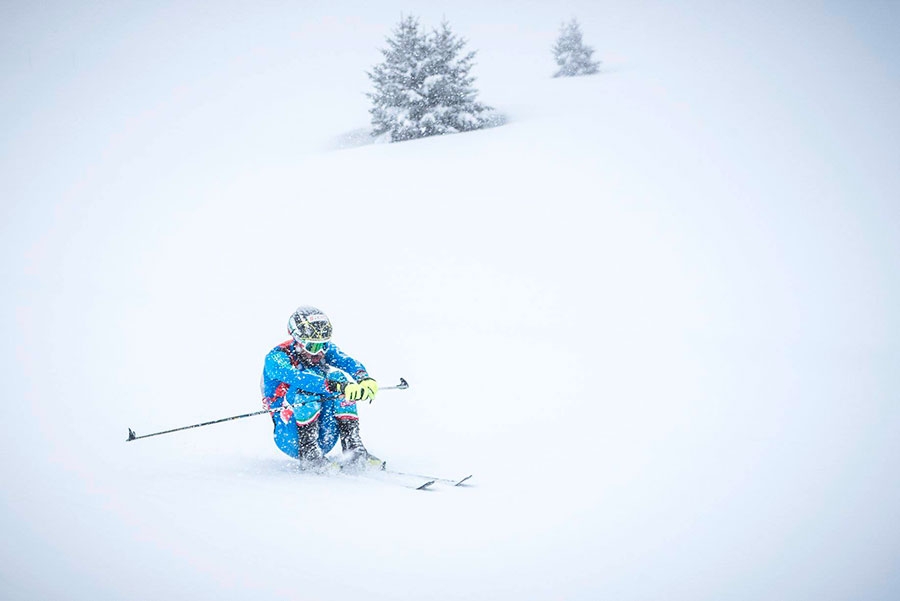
324, 343, 370, 381
325, 344, 377, 401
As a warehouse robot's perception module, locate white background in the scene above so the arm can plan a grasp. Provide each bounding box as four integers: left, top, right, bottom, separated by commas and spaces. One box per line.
2, 1, 899, 599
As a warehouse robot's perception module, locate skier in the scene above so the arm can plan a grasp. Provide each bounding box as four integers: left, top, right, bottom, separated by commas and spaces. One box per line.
261, 306, 379, 470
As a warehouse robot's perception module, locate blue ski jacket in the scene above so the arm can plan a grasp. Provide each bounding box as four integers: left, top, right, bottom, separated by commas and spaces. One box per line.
260, 340, 369, 413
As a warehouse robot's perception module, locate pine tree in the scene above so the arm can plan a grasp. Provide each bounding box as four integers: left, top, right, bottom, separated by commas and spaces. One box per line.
367, 17, 490, 142
552, 19, 601, 78
418, 21, 490, 137
367, 16, 430, 142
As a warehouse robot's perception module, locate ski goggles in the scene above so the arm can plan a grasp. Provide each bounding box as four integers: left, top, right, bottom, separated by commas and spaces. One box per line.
300, 341, 326, 354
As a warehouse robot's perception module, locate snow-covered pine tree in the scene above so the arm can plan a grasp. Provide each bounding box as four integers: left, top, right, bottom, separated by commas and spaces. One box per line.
552, 19, 601, 78
367, 17, 489, 142
418, 21, 490, 137
367, 16, 430, 142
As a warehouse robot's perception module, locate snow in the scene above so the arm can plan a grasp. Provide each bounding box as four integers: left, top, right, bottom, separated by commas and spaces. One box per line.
3, 1, 900, 600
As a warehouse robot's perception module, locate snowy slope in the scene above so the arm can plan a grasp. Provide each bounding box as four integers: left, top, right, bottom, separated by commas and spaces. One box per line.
3, 1, 900, 600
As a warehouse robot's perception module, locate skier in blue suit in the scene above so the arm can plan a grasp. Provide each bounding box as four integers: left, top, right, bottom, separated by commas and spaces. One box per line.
261, 306, 379, 470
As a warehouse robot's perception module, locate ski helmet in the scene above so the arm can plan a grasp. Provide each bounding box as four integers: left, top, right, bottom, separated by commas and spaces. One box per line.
287, 306, 333, 343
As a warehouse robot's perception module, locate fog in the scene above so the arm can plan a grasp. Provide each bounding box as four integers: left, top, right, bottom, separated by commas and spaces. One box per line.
2, 1, 899, 599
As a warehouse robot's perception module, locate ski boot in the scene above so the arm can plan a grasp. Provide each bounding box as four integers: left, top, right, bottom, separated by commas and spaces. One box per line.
337, 418, 381, 471
296, 419, 333, 473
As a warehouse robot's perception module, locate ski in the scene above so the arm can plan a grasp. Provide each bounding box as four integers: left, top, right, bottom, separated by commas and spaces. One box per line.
355, 471, 435, 491
381, 465, 473, 487
338, 459, 436, 491
293, 459, 459, 491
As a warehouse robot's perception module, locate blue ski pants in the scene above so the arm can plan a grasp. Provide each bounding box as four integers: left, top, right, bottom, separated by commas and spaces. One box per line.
271, 398, 358, 458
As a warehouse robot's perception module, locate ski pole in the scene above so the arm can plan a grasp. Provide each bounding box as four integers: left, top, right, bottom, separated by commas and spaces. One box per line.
126, 378, 409, 442
359, 376, 407, 404
127, 407, 292, 442
380, 377, 409, 391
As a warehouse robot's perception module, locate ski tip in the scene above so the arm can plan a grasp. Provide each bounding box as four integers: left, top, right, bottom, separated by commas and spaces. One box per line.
416, 480, 436, 491
127, 428, 136, 442
454, 475, 473, 486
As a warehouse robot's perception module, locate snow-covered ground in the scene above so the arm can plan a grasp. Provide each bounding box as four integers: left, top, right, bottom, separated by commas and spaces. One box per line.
3, 1, 899, 599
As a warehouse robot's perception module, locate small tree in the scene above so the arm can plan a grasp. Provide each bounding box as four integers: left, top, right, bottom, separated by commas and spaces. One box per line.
552, 19, 601, 78
367, 17, 490, 142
